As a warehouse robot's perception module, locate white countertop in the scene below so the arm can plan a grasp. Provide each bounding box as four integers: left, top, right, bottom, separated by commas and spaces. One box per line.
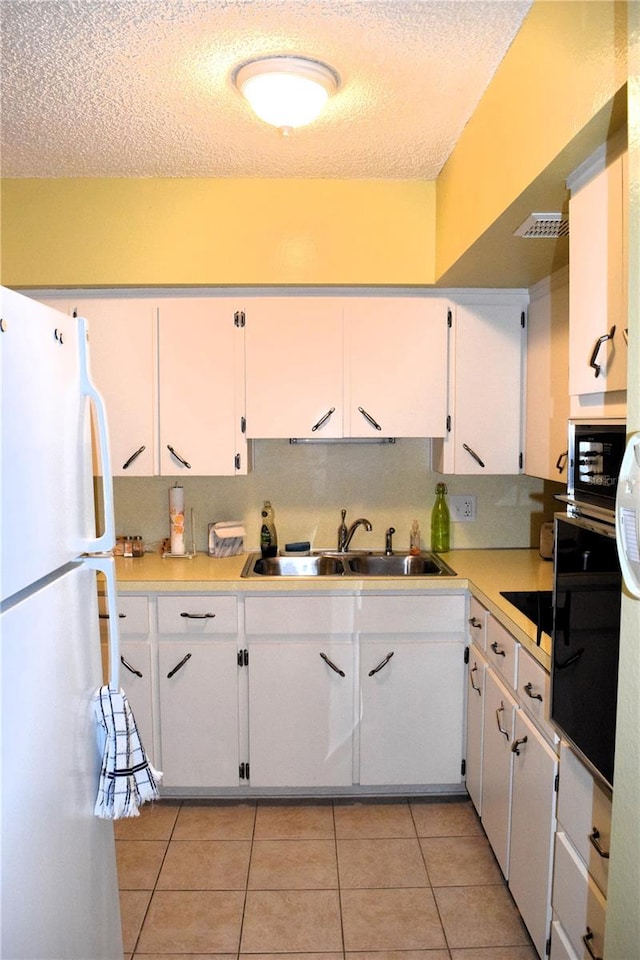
115, 547, 554, 668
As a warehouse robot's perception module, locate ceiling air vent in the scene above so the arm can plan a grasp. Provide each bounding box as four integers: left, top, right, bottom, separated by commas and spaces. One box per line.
513, 213, 569, 238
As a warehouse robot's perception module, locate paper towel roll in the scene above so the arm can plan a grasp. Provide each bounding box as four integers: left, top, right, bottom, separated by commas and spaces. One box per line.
169, 484, 185, 555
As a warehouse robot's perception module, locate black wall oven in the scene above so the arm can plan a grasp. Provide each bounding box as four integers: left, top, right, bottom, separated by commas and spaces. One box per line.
551, 513, 621, 789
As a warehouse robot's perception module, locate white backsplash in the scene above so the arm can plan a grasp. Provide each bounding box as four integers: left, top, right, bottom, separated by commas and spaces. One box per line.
113, 439, 559, 554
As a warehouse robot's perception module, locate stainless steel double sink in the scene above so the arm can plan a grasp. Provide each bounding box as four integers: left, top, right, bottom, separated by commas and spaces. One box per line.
241, 551, 456, 578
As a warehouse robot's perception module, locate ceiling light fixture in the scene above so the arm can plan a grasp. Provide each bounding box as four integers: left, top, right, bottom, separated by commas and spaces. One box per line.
233, 56, 340, 135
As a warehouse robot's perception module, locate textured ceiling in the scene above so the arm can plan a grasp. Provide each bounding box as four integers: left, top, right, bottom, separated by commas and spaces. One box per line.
1, 0, 533, 179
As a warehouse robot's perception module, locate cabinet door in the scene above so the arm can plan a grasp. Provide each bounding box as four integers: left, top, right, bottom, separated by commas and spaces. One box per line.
481, 668, 517, 877
465, 644, 487, 814
569, 151, 627, 396
345, 298, 448, 437
119, 640, 155, 766
244, 298, 344, 438
158, 640, 240, 787
248, 639, 354, 787
525, 270, 570, 482
158, 298, 247, 475
434, 300, 525, 474
509, 710, 558, 958
68, 297, 156, 476
359, 637, 465, 785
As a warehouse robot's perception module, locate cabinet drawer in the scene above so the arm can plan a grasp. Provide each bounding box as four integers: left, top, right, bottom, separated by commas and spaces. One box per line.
553, 831, 607, 959
517, 648, 556, 740
157, 595, 237, 634
356, 594, 465, 634
98, 594, 149, 636
468, 596, 487, 648
557, 741, 612, 896
486, 615, 518, 688
245, 596, 354, 635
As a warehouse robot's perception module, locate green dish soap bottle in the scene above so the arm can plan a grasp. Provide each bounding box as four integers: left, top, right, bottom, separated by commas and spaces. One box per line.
260, 500, 278, 559
431, 483, 450, 552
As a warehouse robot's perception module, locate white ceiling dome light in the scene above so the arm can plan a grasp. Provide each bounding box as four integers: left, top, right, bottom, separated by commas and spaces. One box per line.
233, 56, 340, 134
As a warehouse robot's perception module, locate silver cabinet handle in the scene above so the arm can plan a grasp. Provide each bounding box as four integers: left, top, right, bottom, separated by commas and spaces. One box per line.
589, 325, 615, 378
589, 828, 610, 859
180, 611, 216, 619
319, 652, 345, 677
311, 408, 335, 432
167, 445, 192, 468
462, 443, 485, 468
122, 445, 146, 470
555, 450, 568, 474
495, 701, 509, 739
121, 656, 143, 678
368, 651, 394, 676
469, 663, 481, 695
167, 652, 192, 678
582, 927, 603, 960
523, 681, 543, 702
511, 735, 528, 755
358, 406, 382, 431
490, 641, 506, 658
468, 616, 483, 630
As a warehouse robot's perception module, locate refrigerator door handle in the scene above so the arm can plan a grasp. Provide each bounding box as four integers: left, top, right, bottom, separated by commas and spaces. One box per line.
77, 316, 115, 553
84, 555, 120, 690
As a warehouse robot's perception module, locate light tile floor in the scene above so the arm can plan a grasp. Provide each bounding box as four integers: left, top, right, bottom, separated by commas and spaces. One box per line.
116, 797, 539, 960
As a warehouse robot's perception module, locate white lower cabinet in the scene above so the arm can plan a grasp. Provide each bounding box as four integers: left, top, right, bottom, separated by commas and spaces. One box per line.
157, 595, 240, 788
509, 710, 559, 958
480, 666, 518, 877
551, 832, 607, 960
244, 596, 355, 788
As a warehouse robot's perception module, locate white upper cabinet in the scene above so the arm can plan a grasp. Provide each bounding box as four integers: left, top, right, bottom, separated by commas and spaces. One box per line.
244, 298, 344, 438
568, 138, 628, 398
525, 269, 570, 483
345, 298, 448, 438
157, 298, 247, 476
244, 296, 448, 439
433, 296, 526, 475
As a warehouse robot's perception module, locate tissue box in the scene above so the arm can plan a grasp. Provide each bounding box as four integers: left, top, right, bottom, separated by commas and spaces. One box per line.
208, 521, 245, 558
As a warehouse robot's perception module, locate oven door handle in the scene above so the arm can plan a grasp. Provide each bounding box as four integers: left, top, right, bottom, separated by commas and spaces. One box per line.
554, 647, 585, 670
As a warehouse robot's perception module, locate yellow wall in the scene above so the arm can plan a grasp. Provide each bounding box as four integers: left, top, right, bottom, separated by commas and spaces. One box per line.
0, 178, 435, 287
436, 0, 629, 279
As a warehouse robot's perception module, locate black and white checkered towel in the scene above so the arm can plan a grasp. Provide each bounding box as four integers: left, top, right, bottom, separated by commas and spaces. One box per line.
93, 686, 162, 819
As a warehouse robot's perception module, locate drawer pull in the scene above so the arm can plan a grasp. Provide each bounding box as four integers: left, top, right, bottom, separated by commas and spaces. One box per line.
469, 663, 481, 695
368, 651, 394, 677
582, 927, 603, 960
99, 612, 126, 619
468, 616, 482, 629
589, 827, 610, 859
167, 445, 192, 469
167, 652, 192, 678
511, 735, 528, 756
523, 681, 543, 702
121, 656, 143, 678
490, 641, 506, 657
319, 652, 345, 677
180, 611, 216, 619
122, 444, 146, 470
311, 407, 335, 432
495, 701, 510, 740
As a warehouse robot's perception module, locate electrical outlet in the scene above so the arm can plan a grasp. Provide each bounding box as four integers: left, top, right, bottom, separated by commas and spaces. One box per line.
450, 495, 476, 522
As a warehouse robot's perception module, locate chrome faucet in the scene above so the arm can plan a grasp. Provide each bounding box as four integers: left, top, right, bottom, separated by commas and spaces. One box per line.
385, 527, 396, 556
338, 513, 373, 551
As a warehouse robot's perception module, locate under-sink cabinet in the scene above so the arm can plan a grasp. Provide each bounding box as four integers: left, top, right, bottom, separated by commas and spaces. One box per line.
465, 602, 559, 959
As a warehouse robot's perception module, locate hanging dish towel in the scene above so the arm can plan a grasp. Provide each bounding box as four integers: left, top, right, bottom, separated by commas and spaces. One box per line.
93, 686, 162, 819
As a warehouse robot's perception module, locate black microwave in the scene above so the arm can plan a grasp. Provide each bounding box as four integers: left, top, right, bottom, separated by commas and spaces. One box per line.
565, 420, 626, 517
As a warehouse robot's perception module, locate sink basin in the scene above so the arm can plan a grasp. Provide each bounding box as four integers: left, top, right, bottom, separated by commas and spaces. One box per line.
246, 555, 347, 577
345, 553, 455, 576
241, 551, 456, 578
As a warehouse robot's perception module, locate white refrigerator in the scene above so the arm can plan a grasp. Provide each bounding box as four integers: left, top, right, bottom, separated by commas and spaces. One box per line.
1, 287, 124, 959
